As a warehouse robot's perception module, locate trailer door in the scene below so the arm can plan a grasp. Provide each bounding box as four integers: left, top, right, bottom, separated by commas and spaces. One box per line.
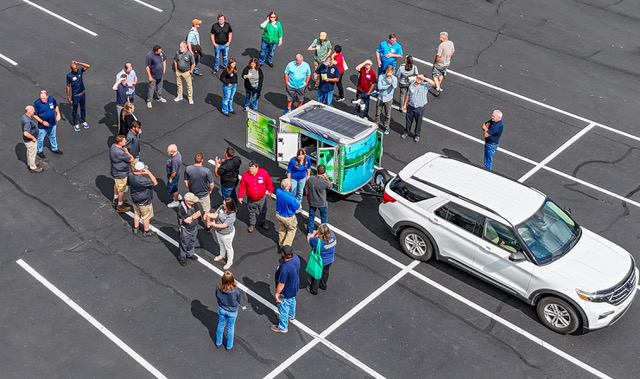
318, 147, 337, 184
276, 133, 300, 163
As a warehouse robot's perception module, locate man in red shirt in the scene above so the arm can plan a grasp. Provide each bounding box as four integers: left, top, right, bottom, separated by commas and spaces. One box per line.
352, 59, 377, 119
238, 160, 274, 232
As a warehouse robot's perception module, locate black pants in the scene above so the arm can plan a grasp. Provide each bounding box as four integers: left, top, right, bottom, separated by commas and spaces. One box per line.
335, 76, 344, 98
310, 263, 332, 294
405, 104, 425, 137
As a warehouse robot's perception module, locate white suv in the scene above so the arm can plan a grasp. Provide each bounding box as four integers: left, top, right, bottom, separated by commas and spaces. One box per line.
379, 152, 638, 334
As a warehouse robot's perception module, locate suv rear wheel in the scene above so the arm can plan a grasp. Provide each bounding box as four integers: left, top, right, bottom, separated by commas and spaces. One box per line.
399, 228, 434, 261
536, 296, 580, 334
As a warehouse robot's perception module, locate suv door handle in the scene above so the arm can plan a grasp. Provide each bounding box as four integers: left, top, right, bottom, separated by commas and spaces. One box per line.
483, 245, 493, 252
428, 216, 439, 224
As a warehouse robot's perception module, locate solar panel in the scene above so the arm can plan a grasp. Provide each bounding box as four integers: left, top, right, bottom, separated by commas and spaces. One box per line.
292, 106, 370, 139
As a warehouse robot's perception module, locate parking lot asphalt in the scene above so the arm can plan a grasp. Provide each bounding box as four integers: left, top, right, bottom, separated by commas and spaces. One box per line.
2, 0, 640, 378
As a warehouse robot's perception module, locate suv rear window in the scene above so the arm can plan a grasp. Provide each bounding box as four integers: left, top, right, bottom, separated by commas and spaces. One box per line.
389, 177, 434, 203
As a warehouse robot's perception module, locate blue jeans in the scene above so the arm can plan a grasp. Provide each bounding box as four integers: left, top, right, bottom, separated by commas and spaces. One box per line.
290, 176, 306, 204
71, 93, 86, 125
277, 297, 296, 331
36, 125, 58, 153
220, 185, 238, 206
216, 306, 238, 349
193, 57, 200, 74
259, 39, 277, 65
244, 91, 259, 110
354, 90, 370, 118
317, 89, 334, 106
307, 205, 327, 234
222, 83, 237, 114
484, 143, 499, 170
214, 44, 229, 70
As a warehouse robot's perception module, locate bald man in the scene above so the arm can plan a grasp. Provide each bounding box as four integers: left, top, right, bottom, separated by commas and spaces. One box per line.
22, 105, 42, 172
66, 60, 91, 131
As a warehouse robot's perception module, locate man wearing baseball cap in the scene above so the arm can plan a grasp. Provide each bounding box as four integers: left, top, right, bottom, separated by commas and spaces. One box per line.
187, 19, 203, 76
177, 192, 202, 266
307, 32, 332, 88
128, 161, 158, 236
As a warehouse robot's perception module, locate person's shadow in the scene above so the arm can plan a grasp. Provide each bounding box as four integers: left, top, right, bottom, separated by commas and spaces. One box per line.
191, 299, 218, 343
240, 48, 260, 60
242, 277, 278, 325
14, 143, 27, 166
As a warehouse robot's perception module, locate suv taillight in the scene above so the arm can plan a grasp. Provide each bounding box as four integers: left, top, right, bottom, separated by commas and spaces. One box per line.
382, 191, 396, 204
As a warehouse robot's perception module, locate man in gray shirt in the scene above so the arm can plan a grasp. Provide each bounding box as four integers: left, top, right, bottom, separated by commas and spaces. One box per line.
304, 164, 332, 235
184, 152, 214, 214
174, 41, 195, 104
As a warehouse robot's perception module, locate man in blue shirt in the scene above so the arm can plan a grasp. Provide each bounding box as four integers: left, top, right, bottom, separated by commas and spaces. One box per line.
33, 90, 62, 157
66, 60, 91, 132
314, 57, 340, 106
271, 245, 301, 333
482, 110, 504, 170
275, 178, 301, 247
283, 54, 311, 114
115, 63, 138, 103
401, 74, 435, 142
145, 45, 167, 108
376, 34, 403, 76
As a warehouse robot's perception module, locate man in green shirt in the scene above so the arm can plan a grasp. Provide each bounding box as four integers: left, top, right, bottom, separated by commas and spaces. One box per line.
307, 32, 332, 88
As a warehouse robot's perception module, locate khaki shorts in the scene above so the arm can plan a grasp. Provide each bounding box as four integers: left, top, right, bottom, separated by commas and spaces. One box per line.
198, 194, 211, 213
114, 177, 129, 193
133, 204, 154, 220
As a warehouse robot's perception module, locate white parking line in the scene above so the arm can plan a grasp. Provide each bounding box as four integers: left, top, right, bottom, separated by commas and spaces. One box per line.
347, 87, 640, 210
518, 122, 596, 182
0, 53, 18, 66
21, 0, 98, 36
123, 211, 385, 379
133, 0, 163, 12
16, 259, 167, 379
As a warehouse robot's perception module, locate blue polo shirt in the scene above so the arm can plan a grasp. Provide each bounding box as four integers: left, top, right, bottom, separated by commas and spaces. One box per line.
275, 254, 301, 299
376, 41, 403, 70
275, 188, 300, 217
485, 120, 504, 144
284, 61, 311, 89
33, 96, 58, 128
66, 66, 85, 95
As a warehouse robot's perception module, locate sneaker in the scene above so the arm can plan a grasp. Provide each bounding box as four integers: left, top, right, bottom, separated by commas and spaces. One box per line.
174, 97, 183, 102
270, 325, 287, 333
401, 133, 408, 139
230, 110, 235, 114
223, 113, 230, 117
193, 72, 203, 76
116, 204, 131, 213
178, 194, 183, 201
248, 224, 255, 233
37, 152, 45, 158
157, 98, 167, 103
167, 200, 180, 208
146, 102, 152, 108
336, 97, 345, 102
359, 103, 366, 111
188, 98, 194, 105
187, 254, 198, 260
261, 221, 269, 230
73, 124, 81, 132
414, 136, 420, 142
266, 62, 274, 68
29, 166, 43, 173
52, 150, 63, 155
82, 122, 89, 129
383, 129, 390, 135
437, 87, 443, 92
143, 230, 155, 237
351, 98, 362, 104
132, 228, 139, 234
179, 259, 186, 266
283, 108, 291, 115
306, 286, 317, 295
212, 69, 218, 75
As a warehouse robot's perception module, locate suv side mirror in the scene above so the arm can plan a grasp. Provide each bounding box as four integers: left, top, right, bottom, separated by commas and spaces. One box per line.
509, 251, 527, 262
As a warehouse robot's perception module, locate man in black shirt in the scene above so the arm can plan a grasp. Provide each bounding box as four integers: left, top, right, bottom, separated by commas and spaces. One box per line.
214, 147, 241, 205
125, 120, 142, 169
210, 14, 233, 73
128, 161, 158, 236
110, 135, 134, 212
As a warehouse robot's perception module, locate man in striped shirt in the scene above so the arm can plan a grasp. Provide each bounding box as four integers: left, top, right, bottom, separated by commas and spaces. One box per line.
401, 74, 435, 142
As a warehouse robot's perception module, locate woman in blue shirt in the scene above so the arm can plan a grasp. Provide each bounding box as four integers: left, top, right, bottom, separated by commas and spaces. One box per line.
306, 224, 336, 295
286, 148, 311, 204
216, 270, 242, 350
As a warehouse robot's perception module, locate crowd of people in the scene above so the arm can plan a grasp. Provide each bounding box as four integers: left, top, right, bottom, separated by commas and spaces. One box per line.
19, 11, 506, 347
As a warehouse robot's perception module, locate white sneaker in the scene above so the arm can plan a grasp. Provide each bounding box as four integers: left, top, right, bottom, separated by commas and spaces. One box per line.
167, 200, 180, 208
188, 98, 194, 105
146, 101, 152, 108
178, 194, 183, 201
174, 97, 183, 102
157, 98, 167, 103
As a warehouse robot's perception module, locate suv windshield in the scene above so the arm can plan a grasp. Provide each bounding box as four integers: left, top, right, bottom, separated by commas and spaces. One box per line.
515, 199, 581, 265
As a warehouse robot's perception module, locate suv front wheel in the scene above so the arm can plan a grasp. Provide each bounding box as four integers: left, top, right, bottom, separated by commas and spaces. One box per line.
536, 296, 580, 334
399, 228, 434, 261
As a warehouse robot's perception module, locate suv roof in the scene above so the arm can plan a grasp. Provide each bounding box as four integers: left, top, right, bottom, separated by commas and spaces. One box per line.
399, 152, 546, 225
